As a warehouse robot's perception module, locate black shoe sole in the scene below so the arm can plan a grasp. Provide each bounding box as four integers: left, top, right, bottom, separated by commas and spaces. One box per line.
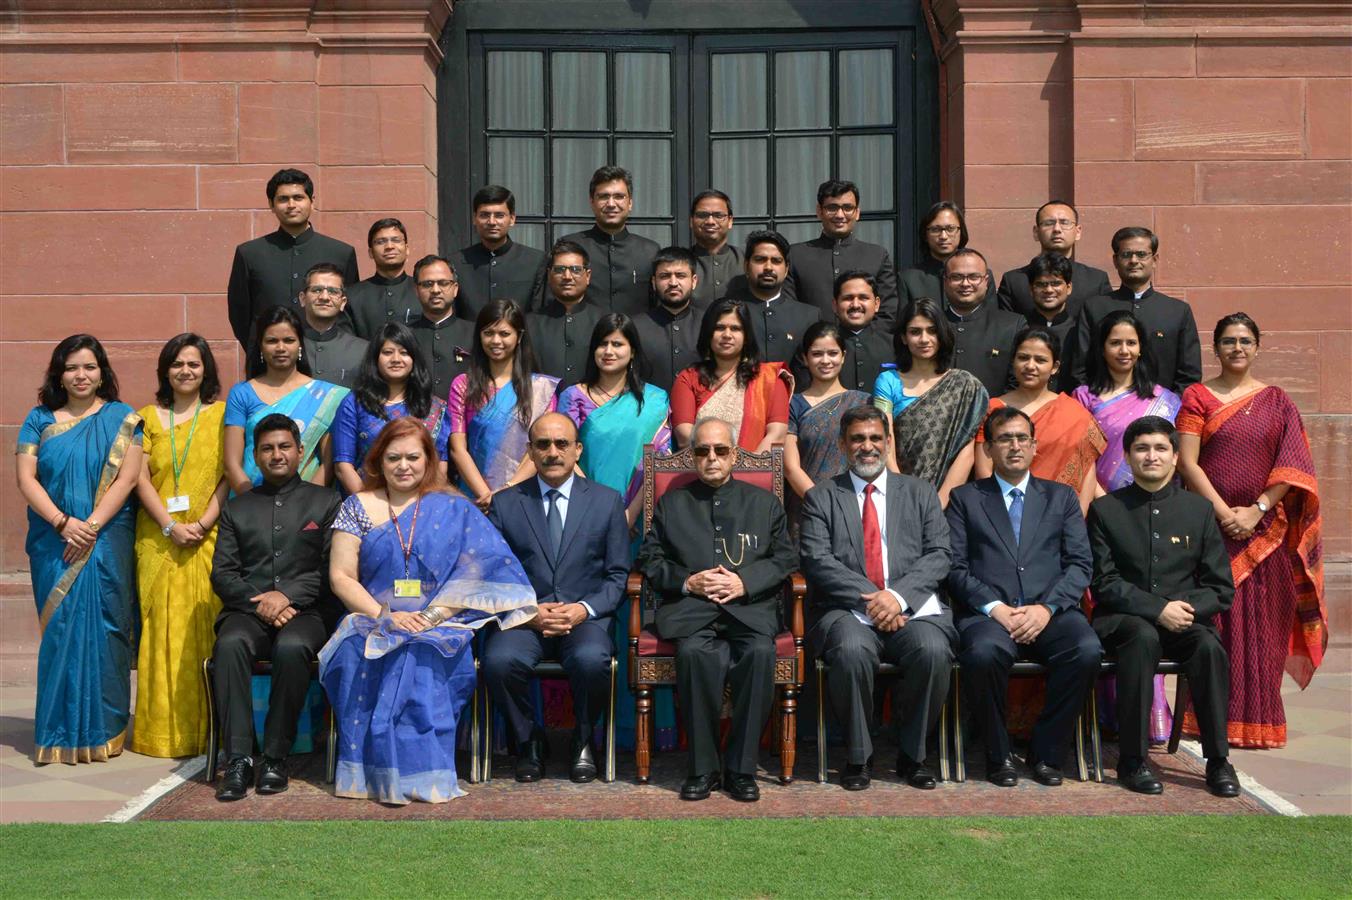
256, 782, 289, 795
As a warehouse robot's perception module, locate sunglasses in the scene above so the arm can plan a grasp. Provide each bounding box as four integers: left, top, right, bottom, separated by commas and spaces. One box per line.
530, 438, 575, 452
692, 445, 733, 458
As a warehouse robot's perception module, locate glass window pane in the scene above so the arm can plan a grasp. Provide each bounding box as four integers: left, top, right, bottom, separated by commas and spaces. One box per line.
839, 134, 894, 211
552, 51, 607, 131
727, 221, 768, 253
774, 51, 829, 130
488, 137, 545, 217
711, 53, 766, 133
616, 53, 670, 132
552, 222, 593, 244
774, 136, 830, 217
855, 219, 895, 255
711, 138, 768, 218
839, 49, 894, 127
552, 137, 608, 217
512, 223, 547, 251
776, 221, 821, 245
616, 138, 672, 218
487, 51, 543, 130
627, 223, 674, 247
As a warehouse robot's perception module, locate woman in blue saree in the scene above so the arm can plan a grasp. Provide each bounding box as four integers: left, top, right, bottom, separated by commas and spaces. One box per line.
558, 314, 675, 751
321, 418, 536, 803
15, 335, 143, 764
224, 306, 348, 492
448, 299, 558, 512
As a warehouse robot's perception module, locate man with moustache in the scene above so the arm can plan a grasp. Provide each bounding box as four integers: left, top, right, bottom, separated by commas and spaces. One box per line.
554, 166, 659, 316
791, 271, 893, 393
450, 184, 546, 322
1018, 253, 1081, 392
636, 418, 798, 802
1088, 417, 1238, 797
408, 255, 475, 397
725, 230, 822, 365
348, 218, 421, 340
997, 201, 1111, 319
783, 180, 900, 331
209, 414, 342, 801
942, 248, 1026, 397
485, 413, 629, 783
799, 406, 956, 790
528, 241, 605, 385
688, 189, 742, 306
633, 246, 706, 392
298, 263, 368, 390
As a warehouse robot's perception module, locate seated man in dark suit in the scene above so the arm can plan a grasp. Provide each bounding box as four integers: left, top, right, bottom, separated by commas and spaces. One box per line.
1088, 416, 1239, 797
636, 417, 798, 802
209, 414, 342, 801
945, 406, 1101, 788
799, 406, 956, 791
484, 412, 629, 783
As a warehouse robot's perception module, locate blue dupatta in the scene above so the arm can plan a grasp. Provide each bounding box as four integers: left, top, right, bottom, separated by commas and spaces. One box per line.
240, 380, 349, 486
464, 374, 558, 491
572, 383, 671, 505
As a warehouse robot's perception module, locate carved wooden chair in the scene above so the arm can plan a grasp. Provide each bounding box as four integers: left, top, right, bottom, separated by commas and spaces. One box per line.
627, 443, 806, 784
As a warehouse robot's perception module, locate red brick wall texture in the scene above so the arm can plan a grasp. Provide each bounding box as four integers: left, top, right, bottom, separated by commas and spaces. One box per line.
1, 1, 1349, 641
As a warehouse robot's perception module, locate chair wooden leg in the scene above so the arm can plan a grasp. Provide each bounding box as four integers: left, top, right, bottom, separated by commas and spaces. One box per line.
635, 686, 652, 784
604, 658, 617, 784
816, 661, 828, 784
1089, 687, 1104, 783
779, 684, 797, 785
201, 658, 218, 784
1167, 673, 1188, 754
950, 667, 966, 783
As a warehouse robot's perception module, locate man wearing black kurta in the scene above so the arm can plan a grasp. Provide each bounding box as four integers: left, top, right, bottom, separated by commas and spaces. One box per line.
997, 201, 1111, 319
408, 254, 475, 398
528, 241, 604, 385
449, 184, 546, 321
348, 218, 420, 339
226, 168, 359, 350
299, 263, 368, 390
634, 247, 706, 392
725, 230, 823, 366
1017, 252, 1082, 393
1072, 226, 1203, 393
1087, 416, 1239, 798
210, 415, 342, 801
689, 189, 743, 307
942, 249, 1025, 397
791, 270, 893, 394
553, 166, 659, 316
637, 418, 798, 802
783, 179, 899, 332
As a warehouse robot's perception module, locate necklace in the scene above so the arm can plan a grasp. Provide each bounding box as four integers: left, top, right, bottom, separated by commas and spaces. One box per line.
717, 534, 749, 567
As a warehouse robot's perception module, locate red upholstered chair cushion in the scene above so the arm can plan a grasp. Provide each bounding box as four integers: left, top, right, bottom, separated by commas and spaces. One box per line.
637, 625, 796, 659
774, 630, 796, 659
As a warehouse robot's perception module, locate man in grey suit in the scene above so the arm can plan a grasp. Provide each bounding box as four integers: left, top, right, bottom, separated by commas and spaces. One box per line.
799, 405, 956, 791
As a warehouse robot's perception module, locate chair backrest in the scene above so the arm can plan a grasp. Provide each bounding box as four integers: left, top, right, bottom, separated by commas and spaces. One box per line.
640, 443, 784, 534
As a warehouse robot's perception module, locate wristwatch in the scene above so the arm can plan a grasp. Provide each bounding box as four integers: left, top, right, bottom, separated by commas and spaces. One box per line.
86, 518, 101, 533
1255, 499, 1269, 513
162, 522, 175, 537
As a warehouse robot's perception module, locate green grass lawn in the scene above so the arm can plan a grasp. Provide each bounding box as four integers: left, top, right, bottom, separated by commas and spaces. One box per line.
4, 815, 1349, 898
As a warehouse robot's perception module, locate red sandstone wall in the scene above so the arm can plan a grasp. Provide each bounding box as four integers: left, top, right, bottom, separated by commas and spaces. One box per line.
0, 1, 449, 570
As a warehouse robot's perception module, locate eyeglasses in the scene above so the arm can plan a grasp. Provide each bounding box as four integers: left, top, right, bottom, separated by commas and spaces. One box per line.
1116, 250, 1153, 261
1218, 337, 1257, 348
417, 279, 456, 289
692, 211, 730, 221
530, 438, 575, 452
475, 211, 511, 221
692, 445, 733, 458
1032, 279, 1068, 290
1037, 218, 1077, 229
306, 285, 344, 296
822, 203, 858, 215
993, 434, 1034, 447
550, 264, 588, 276
593, 192, 629, 202
371, 236, 405, 247
926, 225, 960, 236
945, 272, 987, 285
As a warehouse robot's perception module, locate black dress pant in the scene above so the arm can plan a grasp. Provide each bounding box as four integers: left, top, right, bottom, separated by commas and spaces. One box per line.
674, 610, 775, 777
958, 609, 1102, 766
480, 619, 613, 748
810, 608, 957, 766
1094, 612, 1230, 761
212, 609, 327, 760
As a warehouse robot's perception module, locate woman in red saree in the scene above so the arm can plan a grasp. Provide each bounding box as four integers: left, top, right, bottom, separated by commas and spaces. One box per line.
671, 298, 792, 452
1178, 312, 1325, 749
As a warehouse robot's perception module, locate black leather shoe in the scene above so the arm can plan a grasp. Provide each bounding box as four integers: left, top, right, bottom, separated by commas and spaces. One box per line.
679, 772, 721, 801
1118, 760, 1164, 795
986, 757, 1019, 788
841, 762, 872, 791
1206, 759, 1241, 798
726, 772, 760, 802
897, 755, 937, 790
215, 756, 253, 802
569, 740, 598, 784
256, 756, 289, 794
1031, 761, 1063, 787
514, 738, 546, 783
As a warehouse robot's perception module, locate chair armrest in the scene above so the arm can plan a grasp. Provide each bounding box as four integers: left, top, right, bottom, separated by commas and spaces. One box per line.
627, 571, 645, 642
785, 572, 807, 639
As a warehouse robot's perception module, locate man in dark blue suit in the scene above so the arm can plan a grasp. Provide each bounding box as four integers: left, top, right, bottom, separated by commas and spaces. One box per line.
945, 406, 1102, 788
485, 412, 630, 783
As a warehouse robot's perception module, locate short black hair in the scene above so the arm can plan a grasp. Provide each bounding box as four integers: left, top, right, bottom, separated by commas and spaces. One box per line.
1122, 415, 1178, 453
944, 247, 989, 274
549, 239, 590, 267
690, 189, 733, 217
1213, 312, 1261, 347
1012, 325, 1063, 364
1027, 252, 1074, 284
833, 269, 876, 298
983, 405, 1035, 443
744, 229, 790, 260
817, 179, 860, 206
265, 168, 313, 202
918, 201, 970, 256
304, 262, 345, 289
839, 404, 890, 439
1112, 226, 1159, 255
473, 184, 516, 213
895, 297, 956, 374
412, 254, 455, 282
154, 333, 221, 408
1035, 200, 1079, 225
253, 412, 301, 448
38, 334, 120, 410
653, 245, 697, 274
366, 217, 407, 246
590, 165, 633, 197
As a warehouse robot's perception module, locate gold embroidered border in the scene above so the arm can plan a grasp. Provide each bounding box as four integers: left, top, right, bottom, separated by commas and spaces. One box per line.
34, 729, 125, 765
16, 442, 38, 456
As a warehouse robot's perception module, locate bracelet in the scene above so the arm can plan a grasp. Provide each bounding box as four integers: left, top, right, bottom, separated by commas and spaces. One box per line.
53, 513, 69, 531
86, 518, 101, 533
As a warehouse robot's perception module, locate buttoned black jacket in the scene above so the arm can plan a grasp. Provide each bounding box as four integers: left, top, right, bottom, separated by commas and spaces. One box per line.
348, 273, 420, 340
1072, 286, 1203, 393
552, 225, 659, 316
783, 232, 899, 332
633, 301, 706, 392
527, 297, 605, 386
945, 300, 1026, 397
410, 314, 475, 396
302, 325, 368, 390
691, 243, 743, 307
725, 285, 824, 366
450, 238, 546, 322
997, 257, 1111, 319
226, 227, 359, 348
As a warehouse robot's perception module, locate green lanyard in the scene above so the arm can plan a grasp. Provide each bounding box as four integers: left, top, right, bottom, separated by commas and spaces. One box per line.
168, 400, 202, 496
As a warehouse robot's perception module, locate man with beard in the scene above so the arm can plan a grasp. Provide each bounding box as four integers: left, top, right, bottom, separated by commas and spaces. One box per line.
725, 230, 823, 365
799, 406, 956, 791
528, 241, 604, 384
633, 246, 706, 392
348, 218, 421, 339
791, 271, 893, 393
688, 189, 742, 306
997, 201, 1111, 319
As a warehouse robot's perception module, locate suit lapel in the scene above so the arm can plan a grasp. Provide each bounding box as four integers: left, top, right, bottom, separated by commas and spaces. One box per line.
979, 478, 1019, 558
833, 475, 865, 564
1017, 478, 1047, 562
884, 472, 907, 574
519, 480, 555, 568
556, 478, 588, 563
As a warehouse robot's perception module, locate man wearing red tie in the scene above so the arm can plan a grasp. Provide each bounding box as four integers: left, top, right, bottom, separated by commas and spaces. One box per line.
799, 406, 957, 791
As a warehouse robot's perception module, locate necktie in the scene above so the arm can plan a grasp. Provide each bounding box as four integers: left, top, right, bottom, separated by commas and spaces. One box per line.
1008, 487, 1023, 546
862, 484, 885, 590
546, 489, 564, 561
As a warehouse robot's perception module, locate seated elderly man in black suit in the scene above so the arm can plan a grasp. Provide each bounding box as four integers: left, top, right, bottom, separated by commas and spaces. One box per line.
945, 406, 1101, 788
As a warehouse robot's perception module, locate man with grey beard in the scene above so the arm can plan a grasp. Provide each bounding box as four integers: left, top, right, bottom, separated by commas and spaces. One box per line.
798, 405, 956, 792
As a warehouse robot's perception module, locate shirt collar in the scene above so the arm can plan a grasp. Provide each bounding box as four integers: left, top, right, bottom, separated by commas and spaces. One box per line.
305, 322, 344, 341
483, 236, 514, 256
257, 473, 303, 496
943, 299, 986, 322
418, 311, 457, 328
273, 225, 314, 246
849, 469, 887, 495
537, 474, 575, 500
369, 272, 408, 286
994, 471, 1031, 498
587, 224, 629, 245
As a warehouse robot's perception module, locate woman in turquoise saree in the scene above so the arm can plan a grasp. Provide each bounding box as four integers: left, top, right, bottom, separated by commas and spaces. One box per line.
558, 314, 675, 750
223, 306, 348, 492
15, 335, 144, 764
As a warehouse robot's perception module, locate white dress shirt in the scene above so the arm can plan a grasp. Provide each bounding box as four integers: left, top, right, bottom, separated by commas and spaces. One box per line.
535, 474, 595, 619
847, 470, 941, 625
